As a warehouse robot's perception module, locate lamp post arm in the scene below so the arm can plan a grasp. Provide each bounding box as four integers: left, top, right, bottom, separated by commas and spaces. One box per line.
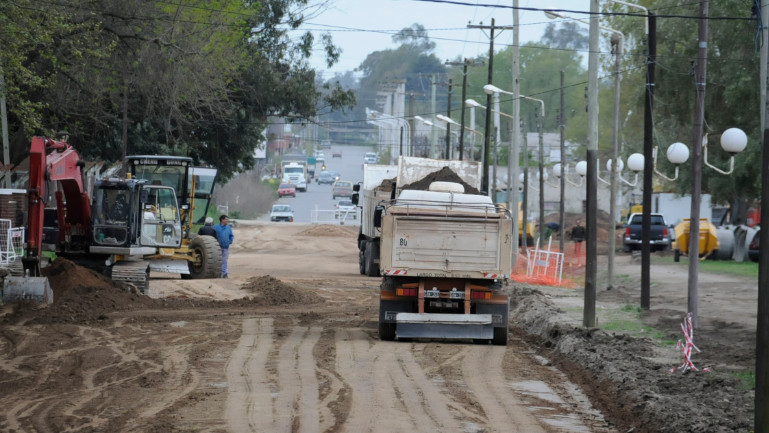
606, 0, 649, 34
653, 146, 680, 181
703, 145, 736, 175
596, 158, 612, 185
566, 176, 585, 187
619, 172, 639, 187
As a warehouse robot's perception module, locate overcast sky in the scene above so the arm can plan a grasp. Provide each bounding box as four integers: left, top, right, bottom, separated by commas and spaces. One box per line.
307, 0, 591, 78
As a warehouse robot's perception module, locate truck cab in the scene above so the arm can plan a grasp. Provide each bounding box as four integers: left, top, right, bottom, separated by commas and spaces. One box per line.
282, 163, 308, 192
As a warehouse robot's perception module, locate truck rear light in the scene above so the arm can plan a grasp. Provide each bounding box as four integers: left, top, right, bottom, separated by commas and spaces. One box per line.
471, 291, 491, 300
663, 227, 669, 237
396, 288, 416, 297
625, 227, 631, 237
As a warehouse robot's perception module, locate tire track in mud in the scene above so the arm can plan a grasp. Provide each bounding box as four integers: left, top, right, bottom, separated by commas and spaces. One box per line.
274, 327, 305, 432
462, 346, 546, 433
297, 327, 322, 433
225, 318, 274, 433
389, 343, 463, 432
336, 330, 430, 433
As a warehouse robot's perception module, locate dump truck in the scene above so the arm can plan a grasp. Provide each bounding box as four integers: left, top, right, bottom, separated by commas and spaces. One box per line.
374, 180, 512, 345
354, 157, 483, 278
354, 164, 398, 276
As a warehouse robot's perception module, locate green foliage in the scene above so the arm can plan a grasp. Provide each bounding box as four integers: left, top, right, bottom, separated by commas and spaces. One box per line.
454, 24, 588, 142
602, 0, 761, 208
732, 371, 756, 391
2, 0, 355, 183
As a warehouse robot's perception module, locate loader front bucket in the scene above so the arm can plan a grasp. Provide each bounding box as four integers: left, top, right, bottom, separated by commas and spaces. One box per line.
2, 276, 54, 304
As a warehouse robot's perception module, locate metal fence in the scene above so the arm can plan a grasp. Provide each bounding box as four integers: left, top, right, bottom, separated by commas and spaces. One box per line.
0, 219, 24, 264
525, 237, 565, 284
310, 207, 360, 225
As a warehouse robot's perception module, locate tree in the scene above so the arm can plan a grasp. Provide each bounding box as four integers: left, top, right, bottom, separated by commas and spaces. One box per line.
1, 0, 354, 181
541, 22, 589, 50
604, 0, 760, 219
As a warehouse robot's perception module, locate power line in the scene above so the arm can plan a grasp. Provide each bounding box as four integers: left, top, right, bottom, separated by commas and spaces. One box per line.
408, 0, 758, 21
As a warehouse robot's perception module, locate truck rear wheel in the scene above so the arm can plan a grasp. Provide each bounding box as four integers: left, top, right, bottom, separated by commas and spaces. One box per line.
492, 327, 509, 346
359, 241, 367, 275
188, 236, 222, 279
364, 241, 380, 277
379, 322, 396, 341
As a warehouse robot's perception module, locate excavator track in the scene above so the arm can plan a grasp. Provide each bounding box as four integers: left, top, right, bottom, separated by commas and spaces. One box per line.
111, 261, 150, 295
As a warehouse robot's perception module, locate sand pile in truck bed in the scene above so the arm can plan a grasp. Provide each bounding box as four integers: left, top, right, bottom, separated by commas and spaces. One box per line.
241, 275, 324, 306
400, 167, 481, 194
296, 224, 357, 238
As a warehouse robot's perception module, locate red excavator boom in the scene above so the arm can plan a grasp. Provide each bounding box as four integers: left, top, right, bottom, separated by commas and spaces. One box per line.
24, 137, 91, 275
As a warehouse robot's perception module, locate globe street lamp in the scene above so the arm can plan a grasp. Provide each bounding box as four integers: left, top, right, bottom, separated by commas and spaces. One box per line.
654, 142, 690, 181
437, 115, 484, 161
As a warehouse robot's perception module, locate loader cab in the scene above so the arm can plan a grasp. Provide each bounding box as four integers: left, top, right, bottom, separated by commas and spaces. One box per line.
92, 179, 183, 249
127, 156, 218, 226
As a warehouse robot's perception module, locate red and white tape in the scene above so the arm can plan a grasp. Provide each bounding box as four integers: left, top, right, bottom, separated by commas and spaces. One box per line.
670, 312, 710, 374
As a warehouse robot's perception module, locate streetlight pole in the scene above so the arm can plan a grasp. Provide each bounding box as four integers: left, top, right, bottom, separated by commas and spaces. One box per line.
642, 13, 656, 310
688, 0, 709, 329
537, 112, 545, 245
511, 0, 521, 266
585, 0, 600, 328
559, 71, 566, 254
608, 32, 624, 290
758, 0, 769, 429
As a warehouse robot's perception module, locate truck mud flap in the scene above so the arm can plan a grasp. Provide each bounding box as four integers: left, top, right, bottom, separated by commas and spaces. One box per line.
395, 313, 500, 340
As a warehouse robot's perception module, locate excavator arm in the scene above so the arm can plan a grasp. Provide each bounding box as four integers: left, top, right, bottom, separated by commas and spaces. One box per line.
24, 137, 91, 276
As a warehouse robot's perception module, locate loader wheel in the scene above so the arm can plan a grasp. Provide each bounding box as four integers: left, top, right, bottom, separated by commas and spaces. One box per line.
379, 322, 396, 341
492, 327, 509, 346
359, 241, 367, 275
188, 236, 222, 279
674, 249, 681, 262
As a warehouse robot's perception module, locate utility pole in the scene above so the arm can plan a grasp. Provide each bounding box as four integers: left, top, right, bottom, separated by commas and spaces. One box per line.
584, 0, 600, 328
446, 79, 453, 159
608, 33, 623, 290
559, 71, 566, 254
121, 82, 129, 177
522, 120, 529, 251
431, 73, 438, 158
688, 0, 709, 329
0, 65, 10, 188
758, 0, 769, 429
446, 59, 483, 160
538, 113, 545, 244
467, 18, 497, 194
400, 126, 404, 157
510, 0, 521, 266
641, 13, 657, 310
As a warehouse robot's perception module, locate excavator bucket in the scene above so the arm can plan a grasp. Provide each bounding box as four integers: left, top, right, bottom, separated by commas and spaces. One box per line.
2, 275, 53, 304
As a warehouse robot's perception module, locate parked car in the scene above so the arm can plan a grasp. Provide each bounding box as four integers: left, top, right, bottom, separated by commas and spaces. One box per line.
277, 183, 296, 198
749, 229, 760, 262
332, 181, 353, 200
335, 199, 356, 219
270, 204, 294, 222
317, 171, 335, 185
332, 150, 342, 158
364, 152, 377, 164
623, 213, 671, 252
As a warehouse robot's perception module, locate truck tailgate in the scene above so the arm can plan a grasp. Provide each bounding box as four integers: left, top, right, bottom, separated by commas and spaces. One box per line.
383, 216, 511, 276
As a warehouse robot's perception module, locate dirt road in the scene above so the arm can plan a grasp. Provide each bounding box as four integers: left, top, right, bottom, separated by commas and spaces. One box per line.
1, 223, 614, 432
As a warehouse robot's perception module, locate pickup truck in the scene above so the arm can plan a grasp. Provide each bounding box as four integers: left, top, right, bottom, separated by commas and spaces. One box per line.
332, 181, 353, 200
623, 213, 671, 252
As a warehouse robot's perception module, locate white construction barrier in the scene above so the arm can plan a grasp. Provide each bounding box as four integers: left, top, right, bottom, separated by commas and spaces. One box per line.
526, 236, 565, 284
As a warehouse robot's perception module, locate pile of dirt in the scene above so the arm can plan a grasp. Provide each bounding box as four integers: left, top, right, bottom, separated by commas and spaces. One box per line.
543, 210, 617, 244
374, 178, 395, 192
242, 275, 324, 306
400, 167, 481, 195
296, 224, 357, 238
509, 285, 752, 433
41, 257, 129, 301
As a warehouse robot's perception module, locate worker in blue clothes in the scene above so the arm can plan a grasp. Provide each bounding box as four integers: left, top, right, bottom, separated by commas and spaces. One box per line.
213, 215, 234, 278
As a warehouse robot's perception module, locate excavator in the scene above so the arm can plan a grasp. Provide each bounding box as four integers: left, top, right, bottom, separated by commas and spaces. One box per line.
5, 136, 220, 300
